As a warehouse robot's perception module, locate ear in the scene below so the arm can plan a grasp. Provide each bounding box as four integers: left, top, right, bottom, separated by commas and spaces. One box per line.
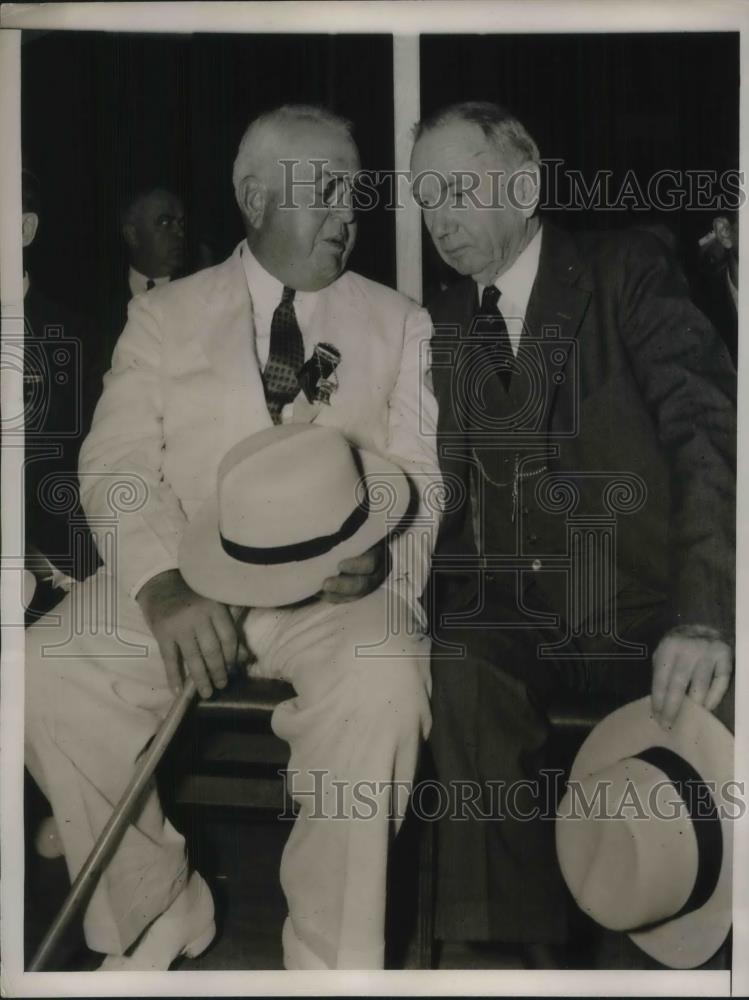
237, 175, 267, 230
712, 216, 734, 251
122, 222, 138, 250
509, 161, 541, 218
22, 212, 39, 248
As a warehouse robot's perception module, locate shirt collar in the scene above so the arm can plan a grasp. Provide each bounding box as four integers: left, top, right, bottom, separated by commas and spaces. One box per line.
128, 266, 171, 297
239, 240, 317, 322
240, 240, 285, 314
479, 223, 543, 317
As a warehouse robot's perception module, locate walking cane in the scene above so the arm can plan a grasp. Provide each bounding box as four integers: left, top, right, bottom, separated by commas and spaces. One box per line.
28, 677, 198, 972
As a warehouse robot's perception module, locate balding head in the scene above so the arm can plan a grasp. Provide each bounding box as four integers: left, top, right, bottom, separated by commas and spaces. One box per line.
232, 105, 354, 206
413, 101, 540, 168
410, 101, 542, 284
232, 105, 359, 291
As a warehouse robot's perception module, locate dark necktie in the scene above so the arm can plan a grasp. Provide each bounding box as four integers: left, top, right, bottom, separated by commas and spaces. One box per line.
146, 279, 156, 291
263, 285, 305, 423
474, 283, 513, 390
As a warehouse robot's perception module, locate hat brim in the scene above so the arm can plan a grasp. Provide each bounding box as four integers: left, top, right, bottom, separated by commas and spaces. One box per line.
565, 695, 733, 969
179, 447, 412, 608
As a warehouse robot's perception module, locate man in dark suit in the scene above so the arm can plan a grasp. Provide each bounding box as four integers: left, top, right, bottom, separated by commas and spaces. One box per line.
21, 169, 99, 613
103, 186, 188, 366
410, 102, 735, 965
121, 185, 187, 295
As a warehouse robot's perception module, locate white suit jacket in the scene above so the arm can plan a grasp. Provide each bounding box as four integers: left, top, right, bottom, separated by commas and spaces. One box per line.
80, 243, 440, 617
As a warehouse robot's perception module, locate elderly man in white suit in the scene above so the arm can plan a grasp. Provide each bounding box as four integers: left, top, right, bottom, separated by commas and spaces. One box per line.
25, 105, 439, 971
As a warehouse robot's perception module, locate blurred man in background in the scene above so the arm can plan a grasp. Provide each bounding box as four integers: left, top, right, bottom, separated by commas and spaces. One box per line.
21, 167, 99, 615
121, 186, 187, 297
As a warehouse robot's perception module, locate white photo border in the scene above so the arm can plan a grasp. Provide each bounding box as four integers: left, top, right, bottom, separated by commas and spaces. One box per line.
1, 2, 746, 996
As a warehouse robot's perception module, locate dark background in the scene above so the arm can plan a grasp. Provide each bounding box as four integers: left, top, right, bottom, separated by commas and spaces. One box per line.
22, 30, 739, 371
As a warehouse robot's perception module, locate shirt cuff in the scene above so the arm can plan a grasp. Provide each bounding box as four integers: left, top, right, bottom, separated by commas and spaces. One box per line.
665, 623, 732, 645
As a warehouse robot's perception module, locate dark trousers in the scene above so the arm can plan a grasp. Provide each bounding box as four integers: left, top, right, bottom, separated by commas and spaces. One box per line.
429, 579, 670, 945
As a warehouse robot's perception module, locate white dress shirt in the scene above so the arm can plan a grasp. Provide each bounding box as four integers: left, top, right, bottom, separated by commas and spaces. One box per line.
478, 224, 543, 356
239, 242, 321, 423
239, 241, 318, 369
128, 267, 171, 298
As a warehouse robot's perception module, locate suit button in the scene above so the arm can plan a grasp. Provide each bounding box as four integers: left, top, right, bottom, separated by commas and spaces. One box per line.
531, 558, 542, 572
522, 507, 529, 516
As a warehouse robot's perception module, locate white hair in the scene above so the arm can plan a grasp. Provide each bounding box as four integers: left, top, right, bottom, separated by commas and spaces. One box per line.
232, 104, 354, 211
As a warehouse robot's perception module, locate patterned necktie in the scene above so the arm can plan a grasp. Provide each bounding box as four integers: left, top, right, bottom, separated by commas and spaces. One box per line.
474, 283, 513, 390
263, 285, 305, 423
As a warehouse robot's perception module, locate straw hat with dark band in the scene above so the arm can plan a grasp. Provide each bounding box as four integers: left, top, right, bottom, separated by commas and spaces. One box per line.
179, 423, 411, 607
556, 696, 733, 969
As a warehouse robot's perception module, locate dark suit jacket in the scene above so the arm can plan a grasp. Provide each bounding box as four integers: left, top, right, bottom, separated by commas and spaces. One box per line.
694, 261, 738, 369
429, 223, 736, 638
24, 284, 99, 580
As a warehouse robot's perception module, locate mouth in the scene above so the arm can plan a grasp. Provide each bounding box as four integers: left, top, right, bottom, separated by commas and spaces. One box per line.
441, 243, 469, 256
320, 235, 347, 254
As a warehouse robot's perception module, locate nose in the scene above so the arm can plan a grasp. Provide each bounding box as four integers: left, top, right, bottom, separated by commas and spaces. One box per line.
331, 187, 355, 225
172, 217, 186, 239
427, 202, 456, 241
332, 202, 355, 226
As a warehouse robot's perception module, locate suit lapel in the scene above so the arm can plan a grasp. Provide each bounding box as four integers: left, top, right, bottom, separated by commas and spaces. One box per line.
431, 277, 475, 436
199, 244, 273, 441
524, 224, 592, 423
292, 276, 376, 427
525, 224, 591, 348
429, 278, 476, 485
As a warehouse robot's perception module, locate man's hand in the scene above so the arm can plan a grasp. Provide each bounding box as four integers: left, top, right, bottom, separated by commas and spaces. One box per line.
651, 627, 733, 728
320, 538, 390, 604
136, 569, 249, 699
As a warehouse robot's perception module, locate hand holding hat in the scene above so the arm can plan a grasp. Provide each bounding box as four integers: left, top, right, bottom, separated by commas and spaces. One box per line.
179, 423, 412, 608
320, 536, 391, 604
651, 626, 733, 728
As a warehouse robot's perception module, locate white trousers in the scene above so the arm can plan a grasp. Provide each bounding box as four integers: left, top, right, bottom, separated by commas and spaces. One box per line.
25, 569, 432, 969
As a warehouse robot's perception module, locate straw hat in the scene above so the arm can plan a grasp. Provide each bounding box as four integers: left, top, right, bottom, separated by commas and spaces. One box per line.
179, 423, 411, 607
556, 696, 733, 968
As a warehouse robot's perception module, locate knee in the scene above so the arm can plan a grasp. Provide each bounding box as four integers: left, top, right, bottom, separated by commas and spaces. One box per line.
349, 652, 431, 742
25, 621, 78, 733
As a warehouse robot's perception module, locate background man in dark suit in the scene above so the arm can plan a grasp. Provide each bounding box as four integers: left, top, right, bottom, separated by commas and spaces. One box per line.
99, 186, 189, 385
21, 168, 99, 613
410, 102, 735, 966
121, 185, 187, 295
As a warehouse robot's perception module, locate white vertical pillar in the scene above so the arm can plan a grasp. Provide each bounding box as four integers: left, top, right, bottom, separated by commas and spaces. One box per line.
393, 35, 421, 303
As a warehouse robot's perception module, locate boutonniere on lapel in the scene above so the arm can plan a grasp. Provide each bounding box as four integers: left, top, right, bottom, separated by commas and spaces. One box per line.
298, 342, 341, 405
